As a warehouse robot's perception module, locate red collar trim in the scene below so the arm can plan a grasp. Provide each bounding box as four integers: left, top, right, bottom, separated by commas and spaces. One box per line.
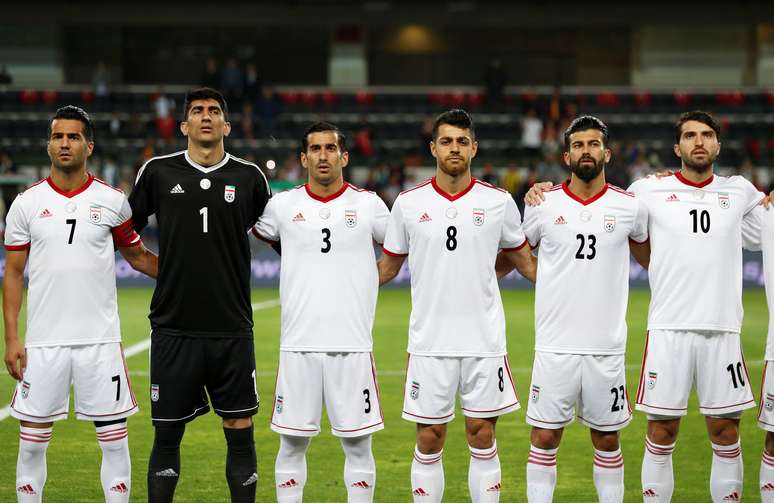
431, 176, 476, 202
305, 182, 349, 203
675, 171, 714, 188
562, 181, 608, 206
47, 174, 95, 198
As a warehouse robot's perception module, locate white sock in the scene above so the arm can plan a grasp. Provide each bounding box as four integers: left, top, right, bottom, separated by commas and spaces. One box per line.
96, 423, 131, 503
761, 450, 774, 502
16, 426, 52, 503
341, 435, 376, 503
641, 437, 674, 502
275, 434, 311, 503
468, 442, 501, 503
710, 441, 743, 503
526, 445, 557, 503
411, 446, 444, 503
593, 448, 624, 503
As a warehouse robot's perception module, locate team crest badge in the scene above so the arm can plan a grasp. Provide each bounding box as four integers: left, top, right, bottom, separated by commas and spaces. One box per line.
647, 372, 658, 390
345, 209, 357, 228
275, 396, 284, 414
150, 384, 159, 402
766, 393, 774, 412
224, 185, 236, 203
90, 206, 102, 224
410, 381, 420, 400
530, 385, 540, 403
473, 208, 485, 226
20, 380, 30, 399
718, 193, 730, 209
603, 215, 616, 233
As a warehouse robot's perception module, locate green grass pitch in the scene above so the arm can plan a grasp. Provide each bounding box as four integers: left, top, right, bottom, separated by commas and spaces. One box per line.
0, 287, 770, 502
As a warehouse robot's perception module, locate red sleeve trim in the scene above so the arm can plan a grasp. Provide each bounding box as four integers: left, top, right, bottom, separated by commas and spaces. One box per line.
111, 219, 141, 247
4, 243, 30, 251
119, 239, 142, 248
501, 238, 529, 252
629, 237, 650, 245
251, 227, 279, 244
382, 247, 408, 257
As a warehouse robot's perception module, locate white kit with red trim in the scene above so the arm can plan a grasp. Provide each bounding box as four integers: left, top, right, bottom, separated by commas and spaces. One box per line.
4, 175, 141, 347
382, 177, 526, 357
628, 172, 763, 333
252, 182, 389, 352
523, 181, 647, 354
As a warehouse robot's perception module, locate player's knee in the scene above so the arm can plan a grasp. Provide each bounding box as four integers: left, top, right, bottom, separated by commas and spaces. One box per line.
223, 417, 252, 429
766, 432, 774, 454
530, 427, 562, 449
466, 421, 495, 449
647, 418, 680, 445
706, 417, 740, 445
416, 424, 446, 453
153, 423, 185, 450
590, 429, 620, 451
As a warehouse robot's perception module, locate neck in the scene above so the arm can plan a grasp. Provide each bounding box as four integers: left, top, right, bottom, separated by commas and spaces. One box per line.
308, 177, 344, 198
50, 166, 89, 192
434, 168, 472, 195
188, 141, 226, 167
567, 172, 606, 199
680, 165, 713, 184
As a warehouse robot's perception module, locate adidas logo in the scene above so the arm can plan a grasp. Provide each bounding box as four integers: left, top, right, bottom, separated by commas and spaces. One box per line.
278, 478, 299, 489
155, 468, 179, 477
110, 482, 128, 493
643, 488, 658, 497
666, 193, 679, 202
351, 480, 371, 489
723, 492, 740, 501
292, 213, 305, 222
554, 215, 567, 225
242, 473, 258, 486
17, 484, 36, 495
487, 482, 502, 492
419, 212, 432, 223
413, 487, 430, 496
39, 208, 53, 218
170, 184, 185, 194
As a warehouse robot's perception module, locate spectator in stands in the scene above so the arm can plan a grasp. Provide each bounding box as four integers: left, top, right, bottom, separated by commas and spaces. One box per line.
257, 87, 281, 135
419, 115, 434, 145
244, 63, 261, 104
536, 150, 565, 184
92, 61, 112, 111
220, 57, 244, 103
0, 150, 18, 217
354, 117, 374, 158
521, 108, 544, 163
380, 171, 403, 208
739, 157, 766, 191
479, 162, 500, 186
153, 90, 176, 143
109, 112, 122, 137
279, 153, 302, 183
201, 57, 219, 89
101, 155, 119, 187
541, 121, 560, 154
403, 147, 422, 168
515, 165, 538, 215
484, 58, 508, 105
0, 65, 12, 84
241, 102, 255, 139
502, 162, 522, 200
627, 148, 651, 182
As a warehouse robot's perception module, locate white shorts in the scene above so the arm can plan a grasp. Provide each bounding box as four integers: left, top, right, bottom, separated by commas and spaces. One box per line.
635, 330, 755, 417
10, 343, 138, 423
270, 352, 384, 438
758, 361, 774, 431
402, 354, 520, 424
526, 352, 631, 432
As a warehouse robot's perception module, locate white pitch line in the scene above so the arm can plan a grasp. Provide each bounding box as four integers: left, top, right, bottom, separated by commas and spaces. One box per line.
0, 298, 281, 422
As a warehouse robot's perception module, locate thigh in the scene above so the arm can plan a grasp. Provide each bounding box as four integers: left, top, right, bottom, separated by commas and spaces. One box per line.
578, 354, 631, 431
323, 352, 384, 437
402, 355, 459, 424
271, 351, 323, 437
526, 352, 580, 429
206, 337, 259, 419
635, 330, 693, 417
150, 333, 209, 424
460, 355, 520, 419
695, 331, 755, 416
758, 361, 774, 431
72, 343, 138, 421
10, 346, 71, 423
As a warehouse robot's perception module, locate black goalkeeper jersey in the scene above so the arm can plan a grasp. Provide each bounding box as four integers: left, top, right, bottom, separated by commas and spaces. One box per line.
129, 150, 271, 338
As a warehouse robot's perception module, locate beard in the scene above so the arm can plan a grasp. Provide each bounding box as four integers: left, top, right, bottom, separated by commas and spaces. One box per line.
569, 156, 604, 182
682, 150, 716, 173
438, 157, 470, 177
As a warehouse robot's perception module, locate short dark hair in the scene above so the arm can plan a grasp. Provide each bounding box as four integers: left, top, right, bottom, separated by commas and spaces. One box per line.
563, 115, 609, 150
183, 87, 228, 121
675, 110, 720, 144
432, 109, 475, 141
48, 105, 94, 142
301, 121, 347, 153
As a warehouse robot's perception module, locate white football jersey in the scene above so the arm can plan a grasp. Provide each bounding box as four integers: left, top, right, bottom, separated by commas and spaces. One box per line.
253, 182, 389, 352
382, 177, 526, 357
524, 182, 647, 354
4, 175, 141, 347
628, 172, 763, 332
741, 205, 774, 359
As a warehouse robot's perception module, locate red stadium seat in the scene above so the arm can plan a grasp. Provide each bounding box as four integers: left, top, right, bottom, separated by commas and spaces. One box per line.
595, 92, 620, 107
19, 89, 39, 105
80, 89, 95, 104
301, 91, 318, 106
449, 92, 465, 107
673, 91, 691, 107
634, 92, 652, 107
321, 91, 337, 105
767, 90, 774, 107
466, 93, 484, 107
355, 91, 373, 106
41, 90, 58, 106
278, 91, 299, 105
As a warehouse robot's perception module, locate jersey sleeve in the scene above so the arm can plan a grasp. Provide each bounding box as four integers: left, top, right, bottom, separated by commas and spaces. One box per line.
382, 197, 409, 256
500, 195, 528, 250
371, 194, 390, 244
110, 197, 141, 248
520, 201, 541, 249
4, 195, 31, 251
626, 177, 645, 195
742, 204, 764, 251
252, 196, 280, 243
742, 178, 765, 215
629, 197, 649, 244
128, 163, 156, 233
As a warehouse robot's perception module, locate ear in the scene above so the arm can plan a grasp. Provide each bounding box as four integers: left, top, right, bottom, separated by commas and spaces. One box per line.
562, 151, 571, 166
673, 143, 681, 159
223, 121, 231, 137
86, 141, 95, 157
716, 141, 721, 156
340, 150, 349, 168
603, 147, 611, 164
470, 141, 478, 159
300, 152, 308, 169
180, 121, 189, 137
430, 141, 437, 159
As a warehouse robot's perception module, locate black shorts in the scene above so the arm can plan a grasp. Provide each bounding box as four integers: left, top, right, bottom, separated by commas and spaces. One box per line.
149, 332, 259, 425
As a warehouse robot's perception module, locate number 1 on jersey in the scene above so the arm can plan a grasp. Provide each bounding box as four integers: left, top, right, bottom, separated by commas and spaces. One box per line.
199, 207, 208, 233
